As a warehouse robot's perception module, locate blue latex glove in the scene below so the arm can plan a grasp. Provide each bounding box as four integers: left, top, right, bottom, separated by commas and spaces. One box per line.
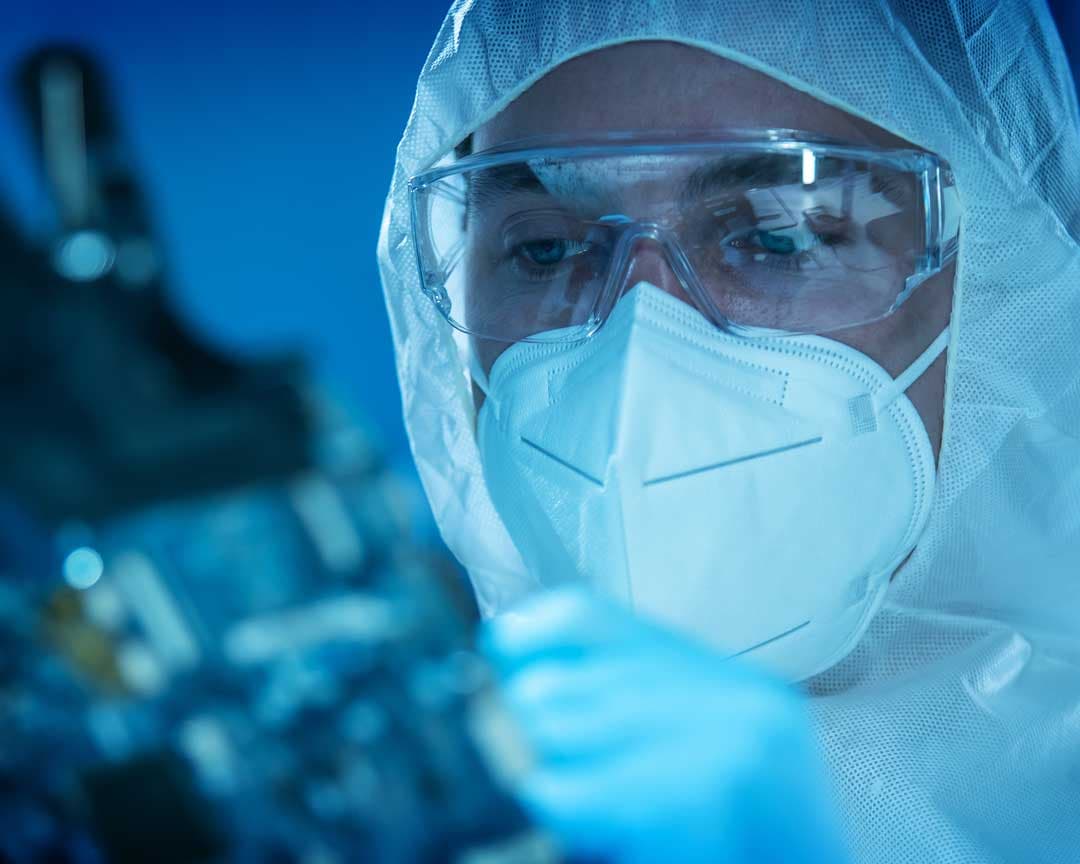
481, 587, 851, 864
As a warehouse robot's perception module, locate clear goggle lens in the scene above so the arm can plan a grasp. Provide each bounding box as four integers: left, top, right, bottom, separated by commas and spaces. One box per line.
410, 141, 958, 344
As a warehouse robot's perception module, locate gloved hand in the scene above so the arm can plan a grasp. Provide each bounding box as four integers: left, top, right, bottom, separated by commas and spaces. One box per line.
481, 587, 851, 864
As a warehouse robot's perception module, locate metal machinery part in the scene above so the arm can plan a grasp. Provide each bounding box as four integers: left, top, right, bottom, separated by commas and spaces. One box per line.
0, 47, 555, 864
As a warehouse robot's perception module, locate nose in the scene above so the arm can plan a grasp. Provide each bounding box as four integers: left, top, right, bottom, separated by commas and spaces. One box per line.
620, 237, 697, 308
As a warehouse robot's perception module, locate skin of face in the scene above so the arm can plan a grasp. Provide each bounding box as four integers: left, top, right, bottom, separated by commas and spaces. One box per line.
471, 40, 954, 461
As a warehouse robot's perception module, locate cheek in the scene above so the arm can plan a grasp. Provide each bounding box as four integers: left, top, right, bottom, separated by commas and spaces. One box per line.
476, 341, 508, 380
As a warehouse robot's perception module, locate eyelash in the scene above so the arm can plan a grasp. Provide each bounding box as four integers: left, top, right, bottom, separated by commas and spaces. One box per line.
508, 238, 594, 281
498, 214, 852, 285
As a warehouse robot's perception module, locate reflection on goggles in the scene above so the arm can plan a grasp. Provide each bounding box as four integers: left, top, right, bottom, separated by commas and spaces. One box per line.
411, 144, 957, 342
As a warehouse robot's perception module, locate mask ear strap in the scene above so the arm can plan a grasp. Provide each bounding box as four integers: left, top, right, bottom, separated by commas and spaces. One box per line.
872, 326, 950, 415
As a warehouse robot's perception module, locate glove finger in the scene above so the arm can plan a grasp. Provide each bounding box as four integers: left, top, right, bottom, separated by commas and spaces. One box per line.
500, 658, 691, 759
481, 586, 640, 672
519, 754, 730, 862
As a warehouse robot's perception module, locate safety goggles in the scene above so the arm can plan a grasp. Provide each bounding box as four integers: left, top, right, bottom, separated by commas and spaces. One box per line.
409, 131, 960, 342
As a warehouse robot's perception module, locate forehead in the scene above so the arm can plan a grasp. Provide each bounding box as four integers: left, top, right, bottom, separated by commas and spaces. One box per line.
473, 41, 911, 152
466, 151, 824, 222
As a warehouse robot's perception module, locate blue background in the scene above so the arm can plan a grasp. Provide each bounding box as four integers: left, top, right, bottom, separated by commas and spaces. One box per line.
2, 0, 1078, 467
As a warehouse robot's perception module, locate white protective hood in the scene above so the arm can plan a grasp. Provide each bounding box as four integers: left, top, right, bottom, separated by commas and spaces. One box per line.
378, 2, 1080, 860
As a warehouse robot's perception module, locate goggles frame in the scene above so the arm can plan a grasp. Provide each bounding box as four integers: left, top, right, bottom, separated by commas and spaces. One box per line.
408, 130, 960, 341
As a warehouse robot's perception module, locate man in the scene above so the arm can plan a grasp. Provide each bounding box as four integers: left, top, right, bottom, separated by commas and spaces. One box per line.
379, 2, 1080, 861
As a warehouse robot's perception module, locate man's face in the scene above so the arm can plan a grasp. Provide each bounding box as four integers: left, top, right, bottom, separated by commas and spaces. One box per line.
472, 41, 954, 460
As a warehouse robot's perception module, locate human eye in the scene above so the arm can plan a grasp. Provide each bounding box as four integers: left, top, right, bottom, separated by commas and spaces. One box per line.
509, 236, 594, 280
500, 211, 601, 283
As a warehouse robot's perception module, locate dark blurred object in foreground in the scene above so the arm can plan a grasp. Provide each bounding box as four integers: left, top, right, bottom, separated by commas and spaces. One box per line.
0, 46, 552, 864
1, 44, 311, 523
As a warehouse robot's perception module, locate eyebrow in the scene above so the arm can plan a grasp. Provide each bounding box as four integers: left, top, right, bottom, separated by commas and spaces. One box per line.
468, 163, 547, 209
679, 154, 802, 203
464, 153, 805, 214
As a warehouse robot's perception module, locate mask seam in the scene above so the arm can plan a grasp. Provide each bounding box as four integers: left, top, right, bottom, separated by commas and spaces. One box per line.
661, 317, 883, 394
642, 290, 891, 392
495, 313, 883, 401
491, 288, 912, 402
519, 315, 795, 409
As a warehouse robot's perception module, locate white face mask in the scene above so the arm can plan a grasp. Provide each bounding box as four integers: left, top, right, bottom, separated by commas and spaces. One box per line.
476, 282, 946, 681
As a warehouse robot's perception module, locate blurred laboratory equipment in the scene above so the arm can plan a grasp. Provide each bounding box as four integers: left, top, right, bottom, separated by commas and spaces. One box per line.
0, 46, 550, 864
